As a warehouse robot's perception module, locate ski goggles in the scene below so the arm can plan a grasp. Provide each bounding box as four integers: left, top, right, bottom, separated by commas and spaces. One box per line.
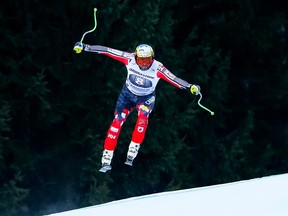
136, 57, 153, 67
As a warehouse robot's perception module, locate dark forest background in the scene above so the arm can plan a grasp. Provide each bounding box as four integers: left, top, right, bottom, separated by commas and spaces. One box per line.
1, 0, 288, 215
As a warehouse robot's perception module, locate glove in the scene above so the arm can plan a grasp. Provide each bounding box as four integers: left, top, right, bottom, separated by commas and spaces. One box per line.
190, 84, 200, 95
73, 42, 85, 54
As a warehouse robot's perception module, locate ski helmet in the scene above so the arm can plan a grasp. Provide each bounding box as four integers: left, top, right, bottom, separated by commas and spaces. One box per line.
135, 44, 154, 70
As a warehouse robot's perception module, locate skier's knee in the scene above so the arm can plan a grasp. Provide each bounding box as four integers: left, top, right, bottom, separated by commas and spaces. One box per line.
113, 109, 130, 126
136, 108, 149, 128
111, 117, 123, 128
138, 104, 151, 117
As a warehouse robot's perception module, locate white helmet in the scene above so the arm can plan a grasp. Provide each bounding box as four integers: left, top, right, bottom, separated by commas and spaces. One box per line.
135, 44, 154, 70
135, 44, 154, 58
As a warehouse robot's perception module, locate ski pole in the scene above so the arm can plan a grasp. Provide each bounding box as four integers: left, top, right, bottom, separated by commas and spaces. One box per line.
197, 92, 215, 116
80, 8, 98, 43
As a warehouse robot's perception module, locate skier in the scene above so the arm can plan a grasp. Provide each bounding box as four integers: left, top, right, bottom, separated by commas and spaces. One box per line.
73, 42, 200, 172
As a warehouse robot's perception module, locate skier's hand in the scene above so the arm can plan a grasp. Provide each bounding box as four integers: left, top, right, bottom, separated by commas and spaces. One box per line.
73, 42, 85, 54
190, 85, 200, 95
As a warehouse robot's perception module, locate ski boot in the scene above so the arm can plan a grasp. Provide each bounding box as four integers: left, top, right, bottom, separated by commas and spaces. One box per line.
125, 155, 134, 166
99, 150, 113, 173
125, 142, 140, 166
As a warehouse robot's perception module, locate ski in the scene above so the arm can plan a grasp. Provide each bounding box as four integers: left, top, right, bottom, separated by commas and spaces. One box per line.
99, 164, 112, 173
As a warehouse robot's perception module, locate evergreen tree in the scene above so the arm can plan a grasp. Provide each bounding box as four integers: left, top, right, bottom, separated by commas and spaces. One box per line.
0, 0, 288, 215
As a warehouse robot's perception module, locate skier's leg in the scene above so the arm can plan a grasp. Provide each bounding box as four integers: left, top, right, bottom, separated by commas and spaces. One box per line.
126, 95, 155, 165
104, 109, 130, 150
101, 86, 133, 169
131, 109, 149, 144
101, 109, 130, 165
126, 110, 148, 162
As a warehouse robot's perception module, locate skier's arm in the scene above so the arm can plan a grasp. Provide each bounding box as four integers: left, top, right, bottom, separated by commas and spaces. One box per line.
156, 65, 200, 95
73, 42, 131, 65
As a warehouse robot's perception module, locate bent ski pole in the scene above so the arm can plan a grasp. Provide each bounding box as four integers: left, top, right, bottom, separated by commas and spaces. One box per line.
197, 92, 215, 115
80, 8, 98, 43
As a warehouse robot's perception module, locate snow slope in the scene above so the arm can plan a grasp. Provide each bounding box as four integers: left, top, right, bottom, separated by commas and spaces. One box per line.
46, 173, 288, 216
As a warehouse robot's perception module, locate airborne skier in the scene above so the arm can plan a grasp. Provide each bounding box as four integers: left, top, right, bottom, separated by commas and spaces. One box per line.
73, 42, 200, 172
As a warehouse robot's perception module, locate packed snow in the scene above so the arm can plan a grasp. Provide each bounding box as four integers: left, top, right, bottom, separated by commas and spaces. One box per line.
45, 173, 288, 216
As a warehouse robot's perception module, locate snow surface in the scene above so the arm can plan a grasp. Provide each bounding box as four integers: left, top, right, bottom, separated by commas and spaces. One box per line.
46, 173, 288, 216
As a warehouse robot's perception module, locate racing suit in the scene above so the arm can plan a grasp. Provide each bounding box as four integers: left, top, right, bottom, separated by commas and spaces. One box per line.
83, 45, 192, 151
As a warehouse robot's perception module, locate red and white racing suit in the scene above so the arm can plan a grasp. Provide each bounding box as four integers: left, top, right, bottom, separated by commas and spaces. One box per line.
84, 45, 192, 150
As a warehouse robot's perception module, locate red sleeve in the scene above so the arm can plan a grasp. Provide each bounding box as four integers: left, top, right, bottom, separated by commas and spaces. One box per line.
156, 65, 191, 90
85, 45, 130, 65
